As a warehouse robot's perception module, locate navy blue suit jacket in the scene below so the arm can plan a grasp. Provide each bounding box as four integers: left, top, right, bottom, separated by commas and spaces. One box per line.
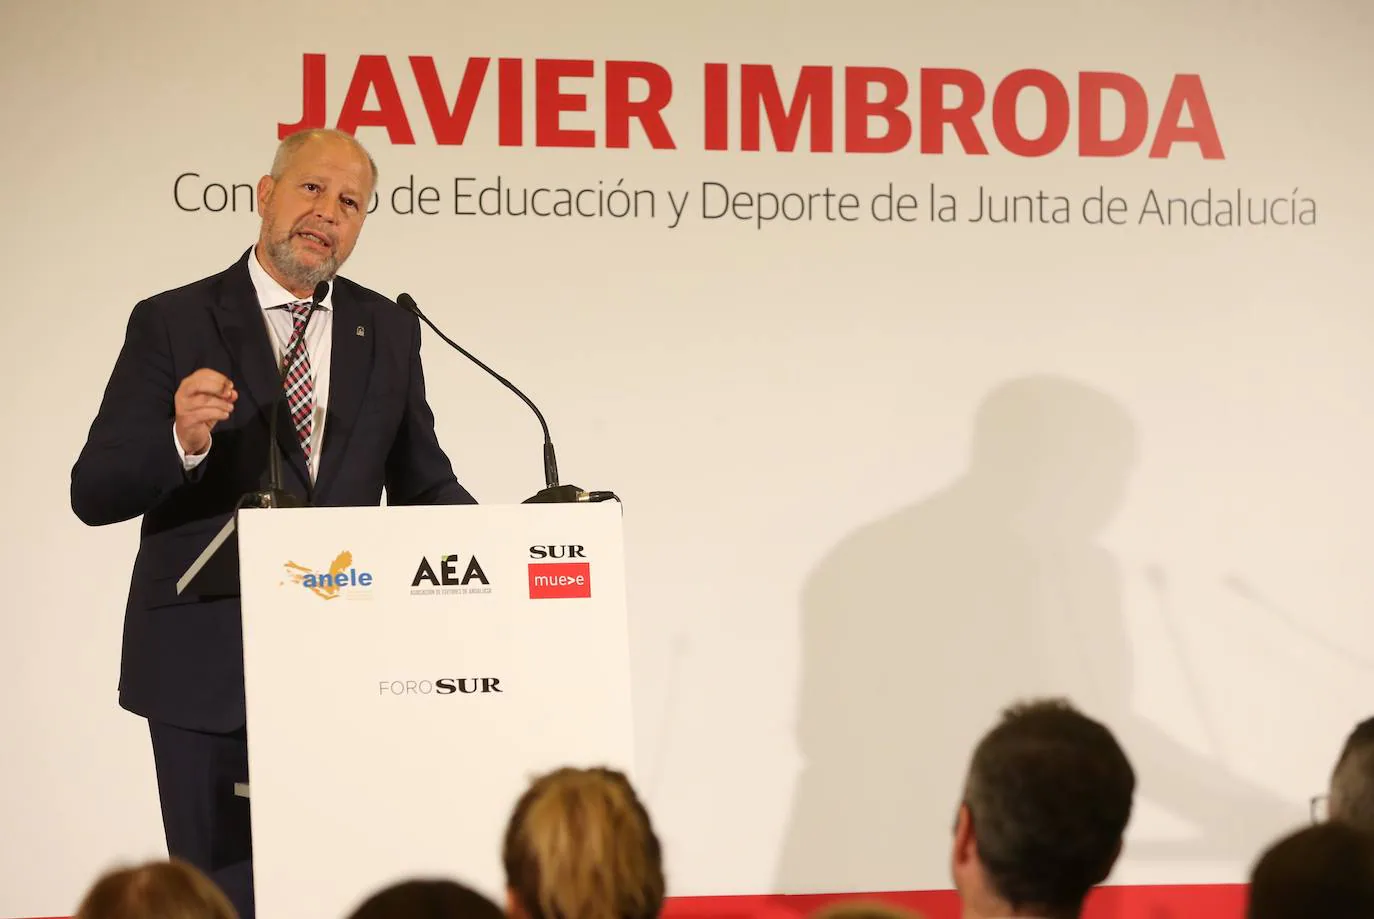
71, 249, 476, 732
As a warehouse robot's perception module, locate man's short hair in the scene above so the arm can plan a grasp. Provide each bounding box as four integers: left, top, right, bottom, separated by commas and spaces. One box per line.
1330, 716, 1374, 834
962, 698, 1135, 916
1248, 822, 1374, 919
345, 878, 504, 919
271, 127, 379, 193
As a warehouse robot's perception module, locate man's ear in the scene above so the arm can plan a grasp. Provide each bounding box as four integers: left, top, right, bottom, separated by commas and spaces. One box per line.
256, 175, 274, 214
952, 802, 977, 868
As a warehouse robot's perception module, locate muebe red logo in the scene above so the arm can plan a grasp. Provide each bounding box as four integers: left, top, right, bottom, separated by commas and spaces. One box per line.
528, 544, 591, 599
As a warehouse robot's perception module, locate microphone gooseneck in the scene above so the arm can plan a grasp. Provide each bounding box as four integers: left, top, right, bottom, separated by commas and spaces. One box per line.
395, 292, 618, 505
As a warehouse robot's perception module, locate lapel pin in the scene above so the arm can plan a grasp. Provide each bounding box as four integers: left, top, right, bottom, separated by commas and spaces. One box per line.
356, 326, 366, 337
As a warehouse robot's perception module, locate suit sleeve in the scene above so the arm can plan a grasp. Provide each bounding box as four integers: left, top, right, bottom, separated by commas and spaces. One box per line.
383, 312, 478, 506
71, 300, 195, 525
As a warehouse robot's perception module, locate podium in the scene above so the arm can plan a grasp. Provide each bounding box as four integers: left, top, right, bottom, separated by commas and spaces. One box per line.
231, 502, 636, 919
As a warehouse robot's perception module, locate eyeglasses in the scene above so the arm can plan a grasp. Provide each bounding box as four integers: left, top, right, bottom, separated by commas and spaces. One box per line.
1311, 794, 1330, 823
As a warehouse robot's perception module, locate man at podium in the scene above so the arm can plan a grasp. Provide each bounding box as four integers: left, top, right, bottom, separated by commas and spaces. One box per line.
69, 128, 476, 919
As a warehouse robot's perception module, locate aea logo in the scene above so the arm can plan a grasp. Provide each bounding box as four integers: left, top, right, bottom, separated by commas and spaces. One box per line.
528, 544, 591, 599
410, 553, 491, 596
282, 550, 374, 600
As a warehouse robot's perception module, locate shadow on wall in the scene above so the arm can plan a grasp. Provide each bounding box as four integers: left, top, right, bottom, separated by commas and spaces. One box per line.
774, 374, 1303, 895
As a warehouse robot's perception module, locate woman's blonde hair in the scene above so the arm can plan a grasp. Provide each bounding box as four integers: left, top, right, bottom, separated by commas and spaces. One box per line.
74, 859, 238, 919
502, 766, 664, 919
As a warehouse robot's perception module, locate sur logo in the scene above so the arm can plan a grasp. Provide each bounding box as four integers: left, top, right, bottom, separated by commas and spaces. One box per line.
282, 550, 374, 600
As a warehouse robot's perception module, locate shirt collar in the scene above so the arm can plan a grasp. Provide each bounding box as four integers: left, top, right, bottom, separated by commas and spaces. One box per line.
248, 244, 334, 311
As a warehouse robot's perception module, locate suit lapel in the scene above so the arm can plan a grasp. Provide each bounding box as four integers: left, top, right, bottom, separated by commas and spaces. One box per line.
210, 249, 310, 491
315, 282, 374, 500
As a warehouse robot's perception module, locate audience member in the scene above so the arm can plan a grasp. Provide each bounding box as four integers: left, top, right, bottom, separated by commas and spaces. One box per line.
502, 766, 665, 919
74, 859, 237, 919
1247, 822, 1374, 919
1329, 716, 1374, 833
949, 699, 1135, 919
345, 878, 504, 919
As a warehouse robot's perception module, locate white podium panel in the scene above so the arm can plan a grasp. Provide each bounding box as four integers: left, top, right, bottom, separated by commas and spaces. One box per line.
237, 502, 636, 919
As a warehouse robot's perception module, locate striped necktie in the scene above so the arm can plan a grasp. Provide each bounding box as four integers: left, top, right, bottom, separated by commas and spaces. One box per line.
279, 301, 315, 460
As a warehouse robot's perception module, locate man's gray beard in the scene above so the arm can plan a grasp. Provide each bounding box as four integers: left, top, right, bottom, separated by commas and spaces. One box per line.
267, 234, 339, 291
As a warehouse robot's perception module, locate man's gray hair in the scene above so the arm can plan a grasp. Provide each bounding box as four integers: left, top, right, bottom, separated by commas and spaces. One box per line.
271, 128, 378, 190
1331, 718, 1374, 834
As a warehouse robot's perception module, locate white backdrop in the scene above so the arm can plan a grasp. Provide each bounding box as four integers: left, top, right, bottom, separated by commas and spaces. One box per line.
3, 1, 1374, 915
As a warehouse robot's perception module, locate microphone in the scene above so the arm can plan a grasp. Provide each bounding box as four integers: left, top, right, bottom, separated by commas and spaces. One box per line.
246, 279, 329, 509
395, 293, 618, 504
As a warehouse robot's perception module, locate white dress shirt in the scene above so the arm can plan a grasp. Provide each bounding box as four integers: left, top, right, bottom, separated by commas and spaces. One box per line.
175, 247, 334, 483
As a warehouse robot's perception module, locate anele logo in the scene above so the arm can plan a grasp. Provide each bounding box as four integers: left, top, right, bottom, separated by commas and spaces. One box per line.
410, 553, 491, 596
283, 550, 373, 600
379, 678, 503, 696
528, 544, 591, 599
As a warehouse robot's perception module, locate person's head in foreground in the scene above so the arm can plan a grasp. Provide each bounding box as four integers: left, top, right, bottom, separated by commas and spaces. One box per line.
345, 878, 504, 919
1330, 715, 1374, 834
74, 859, 237, 919
1247, 822, 1374, 919
503, 765, 665, 919
950, 699, 1135, 919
